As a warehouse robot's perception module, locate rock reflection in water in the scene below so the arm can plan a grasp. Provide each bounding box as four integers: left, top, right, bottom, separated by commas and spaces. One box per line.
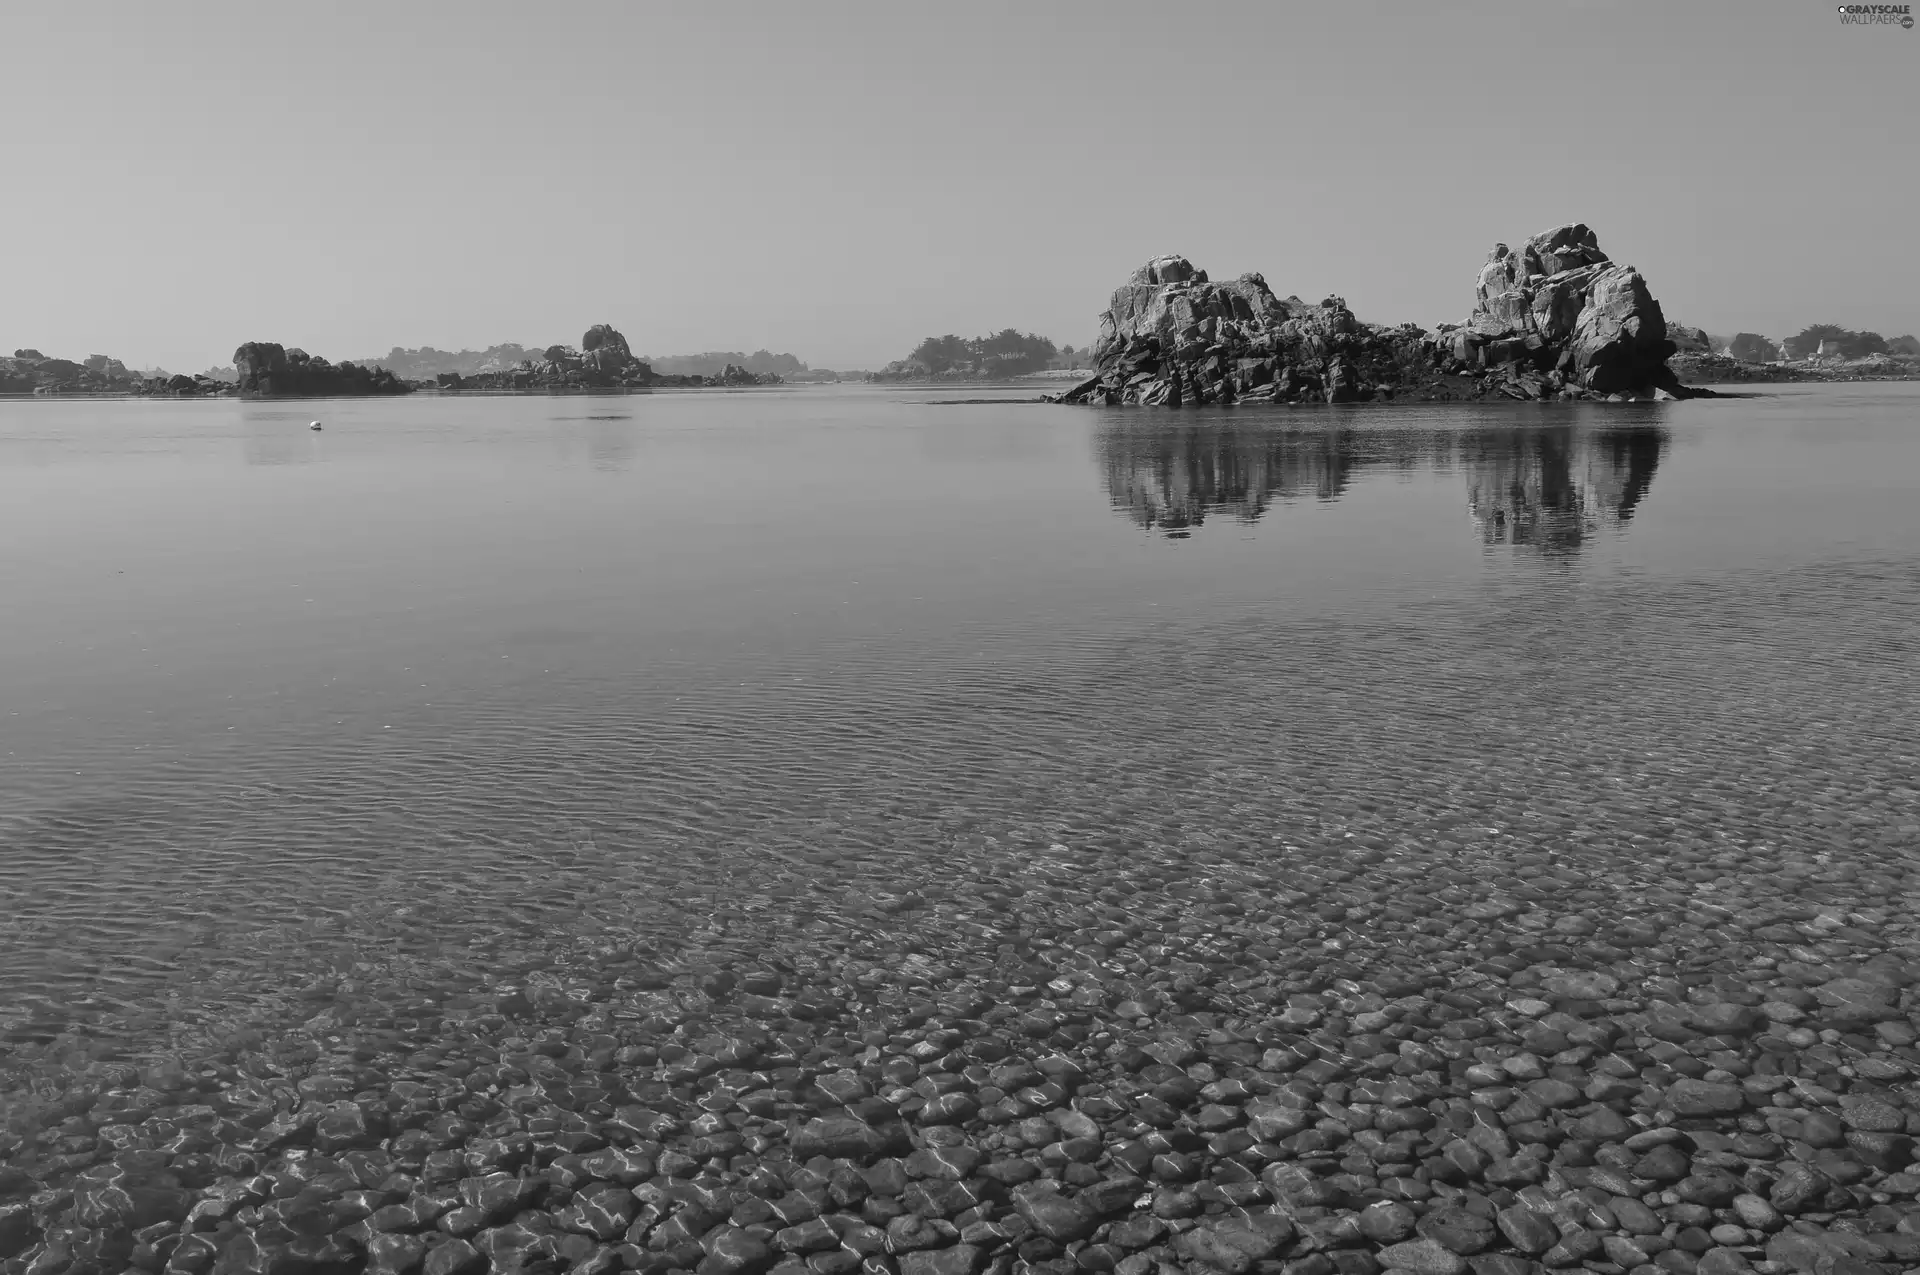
240, 422, 319, 467
1098, 415, 1665, 551
554, 412, 639, 471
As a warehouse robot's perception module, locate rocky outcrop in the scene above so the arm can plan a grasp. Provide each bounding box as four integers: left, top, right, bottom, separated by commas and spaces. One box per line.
1462, 224, 1683, 395
446, 325, 658, 391
442, 328, 785, 390
1666, 323, 1712, 355
0, 349, 151, 395
711, 362, 778, 386
1669, 353, 1826, 385
1051, 224, 1707, 407
232, 344, 413, 398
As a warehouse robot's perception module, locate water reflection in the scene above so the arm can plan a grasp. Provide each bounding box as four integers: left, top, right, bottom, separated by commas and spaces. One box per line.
1462, 427, 1662, 552
553, 414, 639, 472
1097, 416, 1667, 553
241, 422, 318, 467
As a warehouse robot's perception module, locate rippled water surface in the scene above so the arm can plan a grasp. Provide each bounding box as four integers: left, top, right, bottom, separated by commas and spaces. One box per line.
3, 384, 1918, 1094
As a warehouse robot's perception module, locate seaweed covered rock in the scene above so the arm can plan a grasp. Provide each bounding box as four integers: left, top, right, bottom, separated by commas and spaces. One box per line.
232, 343, 413, 398
1051, 225, 1706, 406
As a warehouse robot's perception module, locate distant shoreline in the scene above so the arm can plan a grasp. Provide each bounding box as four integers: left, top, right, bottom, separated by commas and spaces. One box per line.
7, 369, 1919, 403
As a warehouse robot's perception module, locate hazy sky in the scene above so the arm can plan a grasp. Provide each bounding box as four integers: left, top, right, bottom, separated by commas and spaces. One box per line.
4, 1, 1916, 372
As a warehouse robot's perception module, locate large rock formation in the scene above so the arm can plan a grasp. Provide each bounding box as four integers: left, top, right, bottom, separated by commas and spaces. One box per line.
232, 344, 413, 398
0, 349, 151, 395
1463, 224, 1679, 394
1051, 224, 1705, 406
441, 326, 784, 390
446, 325, 658, 391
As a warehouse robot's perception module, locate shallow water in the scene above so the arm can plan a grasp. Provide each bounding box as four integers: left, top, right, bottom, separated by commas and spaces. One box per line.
3, 384, 1919, 1095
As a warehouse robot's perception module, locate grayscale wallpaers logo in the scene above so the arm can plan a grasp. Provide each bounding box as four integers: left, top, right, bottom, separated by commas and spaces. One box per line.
1837, 3, 1914, 24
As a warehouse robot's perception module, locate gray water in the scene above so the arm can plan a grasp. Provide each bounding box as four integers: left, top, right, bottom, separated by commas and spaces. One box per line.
3, 384, 1918, 1095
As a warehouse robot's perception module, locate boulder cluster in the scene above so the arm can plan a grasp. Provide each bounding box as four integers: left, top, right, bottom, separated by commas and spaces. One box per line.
233, 344, 413, 399
1050, 226, 1704, 407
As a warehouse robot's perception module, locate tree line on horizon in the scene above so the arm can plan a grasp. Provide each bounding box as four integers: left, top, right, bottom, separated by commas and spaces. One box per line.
901, 330, 1073, 378
1718, 326, 1918, 363
1778, 325, 1915, 360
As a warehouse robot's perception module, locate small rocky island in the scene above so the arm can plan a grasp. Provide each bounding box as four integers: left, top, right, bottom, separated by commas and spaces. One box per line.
233, 344, 414, 398
1050, 225, 1708, 407
440, 326, 782, 392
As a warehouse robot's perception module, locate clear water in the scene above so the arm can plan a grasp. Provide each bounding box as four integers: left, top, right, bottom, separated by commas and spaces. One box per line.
3, 384, 1918, 1099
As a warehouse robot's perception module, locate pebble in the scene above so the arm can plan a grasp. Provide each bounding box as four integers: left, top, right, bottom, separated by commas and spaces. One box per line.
1380, 1238, 1470, 1275
5, 807, 1920, 1275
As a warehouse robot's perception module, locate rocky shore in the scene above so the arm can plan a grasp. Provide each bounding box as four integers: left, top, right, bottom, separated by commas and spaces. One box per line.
5, 827, 1920, 1275
1668, 356, 1920, 387
0, 351, 213, 397
1049, 226, 1713, 408
1667, 359, 1828, 386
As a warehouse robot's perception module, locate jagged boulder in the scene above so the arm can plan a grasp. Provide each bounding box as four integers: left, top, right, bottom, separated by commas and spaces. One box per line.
581, 324, 631, 359
1462, 223, 1678, 394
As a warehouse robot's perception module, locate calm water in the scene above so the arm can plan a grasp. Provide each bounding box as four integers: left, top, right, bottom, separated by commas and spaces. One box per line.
3, 384, 1918, 1094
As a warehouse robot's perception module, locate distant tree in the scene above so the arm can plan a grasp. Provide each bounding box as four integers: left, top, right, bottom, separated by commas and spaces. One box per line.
908, 335, 967, 374
1727, 333, 1780, 363
898, 331, 1061, 377
1784, 324, 1846, 359
1784, 324, 1885, 359
1889, 334, 1920, 357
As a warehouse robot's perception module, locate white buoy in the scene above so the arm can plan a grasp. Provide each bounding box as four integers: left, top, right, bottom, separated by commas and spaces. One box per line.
309, 421, 322, 430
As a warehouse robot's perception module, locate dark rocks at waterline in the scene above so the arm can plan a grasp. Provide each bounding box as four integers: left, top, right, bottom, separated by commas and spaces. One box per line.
441, 324, 663, 392
139, 372, 238, 397
1668, 354, 1920, 386
1669, 355, 1830, 385
1049, 224, 1714, 408
0, 350, 237, 397
233, 343, 415, 399
442, 348, 784, 392
9, 838, 1920, 1275
1, 351, 157, 396
705, 362, 780, 388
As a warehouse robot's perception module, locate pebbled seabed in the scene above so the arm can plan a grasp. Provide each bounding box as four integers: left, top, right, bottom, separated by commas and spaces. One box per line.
1, 559, 1919, 1275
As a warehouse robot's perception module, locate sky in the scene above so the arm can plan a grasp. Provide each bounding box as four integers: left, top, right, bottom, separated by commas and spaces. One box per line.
3, 0, 1916, 373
